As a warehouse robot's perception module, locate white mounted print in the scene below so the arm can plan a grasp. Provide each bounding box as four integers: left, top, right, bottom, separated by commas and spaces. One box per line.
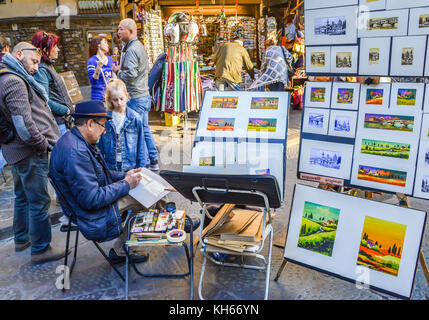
302, 108, 330, 135
390, 36, 427, 77
408, 7, 429, 36
305, 0, 358, 10
359, 0, 386, 11
304, 81, 332, 108
358, 9, 409, 38
331, 82, 361, 110
306, 46, 331, 74
389, 83, 425, 110
331, 46, 359, 74
328, 110, 358, 138
305, 6, 358, 46
386, 0, 429, 9
358, 37, 391, 76
359, 83, 391, 109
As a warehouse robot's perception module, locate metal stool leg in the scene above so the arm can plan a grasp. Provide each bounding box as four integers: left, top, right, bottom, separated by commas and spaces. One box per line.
69, 230, 79, 277
198, 254, 207, 300
264, 226, 274, 300
62, 222, 72, 292
92, 241, 125, 282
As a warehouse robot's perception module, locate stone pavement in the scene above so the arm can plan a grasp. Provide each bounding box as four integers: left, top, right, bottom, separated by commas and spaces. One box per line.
0, 95, 428, 300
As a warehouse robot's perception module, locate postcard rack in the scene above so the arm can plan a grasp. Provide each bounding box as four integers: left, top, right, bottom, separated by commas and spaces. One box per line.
159, 170, 282, 300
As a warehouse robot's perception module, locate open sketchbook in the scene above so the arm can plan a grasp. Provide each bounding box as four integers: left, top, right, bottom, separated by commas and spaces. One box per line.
128, 168, 173, 208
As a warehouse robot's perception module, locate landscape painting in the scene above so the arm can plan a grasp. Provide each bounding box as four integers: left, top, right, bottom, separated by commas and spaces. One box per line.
310, 87, 326, 102
357, 165, 407, 187
419, 14, 429, 28
199, 156, 215, 166
333, 115, 351, 132
361, 139, 410, 160
368, 17, 398, 30
247, 118, 277, 132
211, 97, 238, 109
297, 201, 340, 257
207, 118, 235, 131
337, 88, 354, 104
366, 88, 384, 105
250, 97, 279, 110
308, 113, 324, 129
364, 113, 414, 132
357, 216, 407, 277
397, 89, 416, 106
311, 52, 326, 68
309, 148, 341, 170
314, 16, 346, 35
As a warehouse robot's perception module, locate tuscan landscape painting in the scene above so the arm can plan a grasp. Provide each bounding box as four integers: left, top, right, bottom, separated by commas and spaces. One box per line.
310, 87, 326, 102
360, 139, 410, 159
357, 216, 407, 277
397, 89, 416, 106
364, 114, 414, 132
365, 88, 384, 105
250, 97, 279, 110
247, 118, 277, 132
211, 97, 238, 109
298, 201, 341, 257
357, 165, 407, 187
206, 118, 235, 131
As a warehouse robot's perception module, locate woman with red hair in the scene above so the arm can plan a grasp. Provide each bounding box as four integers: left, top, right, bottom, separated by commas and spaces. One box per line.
87, 36, 113, 101
32, 31, 74, 136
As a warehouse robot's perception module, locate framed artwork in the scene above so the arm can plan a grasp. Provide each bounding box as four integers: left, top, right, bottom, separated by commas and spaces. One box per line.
304, 81, 332, 108
424, 85, 429, 113
390, 36, 427, 77
359, 0, 386, 11
305, 6, 358, 46
408, 7, 429, 36
330, 46, 359, 74
357, 9, 409, 38
359, 83, 391, 108
358, 37, 391, 76
413, 140, 429, 199
284, 184, 427, 300
386, 0, 429, 9
299, 139, 354, 180
331, 82, 361, 110
191, 141, 236, 167
328, 110, 358, 138
305, 0, 358, 10
389, 83, 425, 109
302, 108, 330, 135
306, 46, 331, 74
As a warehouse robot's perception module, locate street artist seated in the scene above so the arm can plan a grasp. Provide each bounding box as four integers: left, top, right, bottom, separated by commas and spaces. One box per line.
49, 100, 150, 264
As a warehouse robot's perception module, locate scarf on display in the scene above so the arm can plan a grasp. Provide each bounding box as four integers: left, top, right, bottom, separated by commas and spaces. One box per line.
1, 53, 49, 102
248, 46, 292, 91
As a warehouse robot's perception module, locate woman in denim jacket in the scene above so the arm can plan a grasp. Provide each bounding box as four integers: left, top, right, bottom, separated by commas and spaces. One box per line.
98, 79, 146, 172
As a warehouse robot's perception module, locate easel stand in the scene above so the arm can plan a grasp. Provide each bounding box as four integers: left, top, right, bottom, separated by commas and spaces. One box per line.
274, 185, 429, 294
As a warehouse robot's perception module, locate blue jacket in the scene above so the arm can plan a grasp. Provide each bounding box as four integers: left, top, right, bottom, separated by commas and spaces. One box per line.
97, 108, 146, 172
87, 55, 113, 101
49, 127, 130, 242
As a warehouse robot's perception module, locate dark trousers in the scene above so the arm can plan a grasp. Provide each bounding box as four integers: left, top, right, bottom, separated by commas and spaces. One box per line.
10, 153, 52, 254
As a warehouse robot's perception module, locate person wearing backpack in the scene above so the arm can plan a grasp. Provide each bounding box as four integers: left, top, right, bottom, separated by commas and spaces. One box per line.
0, 42, 69, 264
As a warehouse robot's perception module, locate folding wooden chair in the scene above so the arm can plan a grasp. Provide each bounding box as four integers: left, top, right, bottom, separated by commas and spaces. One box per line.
48, 175, 125, 291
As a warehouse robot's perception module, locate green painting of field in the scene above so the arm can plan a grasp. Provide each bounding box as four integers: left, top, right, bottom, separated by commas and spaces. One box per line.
298, 201, 340, 257
360, 139, 410, 159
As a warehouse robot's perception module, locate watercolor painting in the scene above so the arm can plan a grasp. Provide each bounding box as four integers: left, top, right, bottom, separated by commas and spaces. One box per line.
308, 113, 324, 129
425, 150, 429, 166
199, 156, 215, 166
401, 48, 414, 66
397, 89, 416, 106
250, 97, 279, 110
361, 139, 410, 159
247, 118, 277, 132
255, 168, 271, 175
369, 48, 380, 65
337, 88, 354, 104
419, 14, 429, 28
314, 16, 346, 35
310, 87, 326, 102
364, 114, 414, 132
298, 201, 340, 257
422, 176, 429, 192
365, 88, 384, 105
333, 115, 351, 132
211, 97, 238, 109
357, 216, 406, 277
368, 17, 398, 30
357, 165, 407, 187
336, 52, 352, 68
309, 148, 342, 170
206, 118, 235, 131
310, 52, 326, 68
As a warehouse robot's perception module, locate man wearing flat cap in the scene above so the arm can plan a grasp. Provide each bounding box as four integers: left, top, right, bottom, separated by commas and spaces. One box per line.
49, 100, 149, 263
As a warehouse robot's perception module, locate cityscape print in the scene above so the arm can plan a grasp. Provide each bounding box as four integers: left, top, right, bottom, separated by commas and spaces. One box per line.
309, 148, 342, 170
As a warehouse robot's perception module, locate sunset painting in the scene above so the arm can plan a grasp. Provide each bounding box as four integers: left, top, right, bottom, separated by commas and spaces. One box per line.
211, 97, 238, 109
357, 216, 407, 277
206, 118, 235, 131
357, 165, 407, 187
365, 88, 384, 105
247, 118, 277, 132
364, 114, 414, 132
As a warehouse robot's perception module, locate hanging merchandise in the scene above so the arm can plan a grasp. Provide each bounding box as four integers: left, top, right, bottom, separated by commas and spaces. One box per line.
185, 21, 200, 43
144, 9, 165, 68
164, 23, 180, 44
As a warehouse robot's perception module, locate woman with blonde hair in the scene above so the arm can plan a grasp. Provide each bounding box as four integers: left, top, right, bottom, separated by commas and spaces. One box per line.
97, 79, 147, 172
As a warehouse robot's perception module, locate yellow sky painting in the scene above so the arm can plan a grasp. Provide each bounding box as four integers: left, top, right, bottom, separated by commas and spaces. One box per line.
361, 216, 407, 250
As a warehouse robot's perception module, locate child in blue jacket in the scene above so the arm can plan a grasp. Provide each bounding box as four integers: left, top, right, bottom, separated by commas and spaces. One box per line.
97, 79, 147, 172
